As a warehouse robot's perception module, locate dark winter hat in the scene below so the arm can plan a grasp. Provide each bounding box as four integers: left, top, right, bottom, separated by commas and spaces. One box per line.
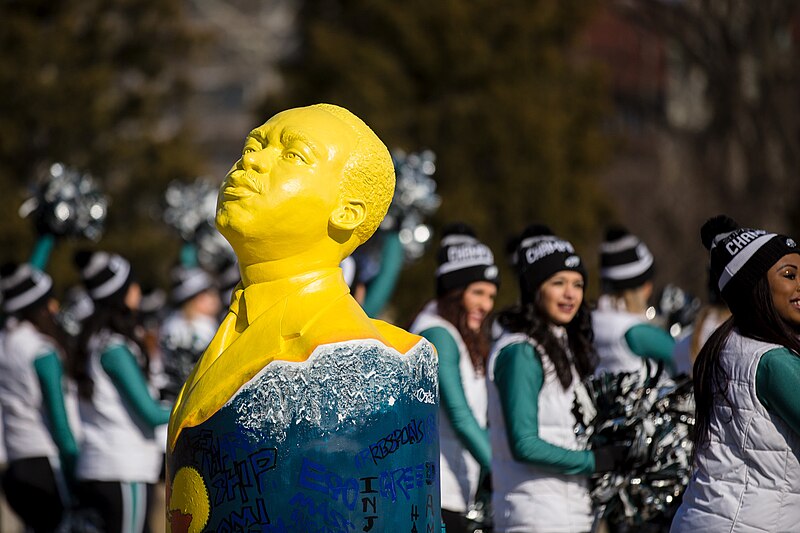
599, 226, 655, 292
170, 266, 215, 306
517, 224, 586, 302
0, 263, 53, 314
435, 223, 500, 296
701, 215, 800, 315
74, 250, 132, 301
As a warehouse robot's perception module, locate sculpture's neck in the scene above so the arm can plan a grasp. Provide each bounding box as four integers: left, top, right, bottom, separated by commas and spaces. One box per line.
238, 247, 342, 286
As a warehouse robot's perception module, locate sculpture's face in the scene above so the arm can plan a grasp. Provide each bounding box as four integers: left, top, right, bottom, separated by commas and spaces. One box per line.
216, 107, 357, 260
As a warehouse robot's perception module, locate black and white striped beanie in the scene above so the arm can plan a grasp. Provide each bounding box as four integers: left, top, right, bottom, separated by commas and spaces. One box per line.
517, 224, 586, 302
436, 223, 499, 296
170, 266, 215, 306
0, 263, 53, 314
74, 250, 132, 302
702, 215, 800, 315
599, 227, 655, 292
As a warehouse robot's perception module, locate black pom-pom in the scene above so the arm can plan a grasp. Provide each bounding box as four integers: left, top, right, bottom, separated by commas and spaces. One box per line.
441, 222, 476, 239
604, 225, 630, 242
519, 223, 553, 239
73, 249, 94, 269
0, 262, 19, 279
700, 215, 740, 251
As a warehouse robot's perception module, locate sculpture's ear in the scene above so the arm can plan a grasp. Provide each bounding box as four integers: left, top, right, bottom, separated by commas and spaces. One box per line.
330, 198, 367, 231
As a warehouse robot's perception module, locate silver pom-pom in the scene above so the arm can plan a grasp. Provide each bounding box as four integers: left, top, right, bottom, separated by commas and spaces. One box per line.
162, 178, 236, 274
383, 149, 441, 261
574, 363, 695, 529
162, 178, 219, 241
19, 163, 108, 241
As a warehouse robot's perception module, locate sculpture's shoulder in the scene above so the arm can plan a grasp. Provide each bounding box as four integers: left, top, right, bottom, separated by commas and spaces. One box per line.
371, 318, 426, 355
295, 292, 424, 356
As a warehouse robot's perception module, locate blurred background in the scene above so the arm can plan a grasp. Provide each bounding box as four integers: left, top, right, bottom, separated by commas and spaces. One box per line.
2, 0, 799, 323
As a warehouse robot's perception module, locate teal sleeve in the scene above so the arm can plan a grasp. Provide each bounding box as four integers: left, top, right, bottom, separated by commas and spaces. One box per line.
756, 347, 800, 436
33, 352, 79, 477
180, 242, 198, 268
362, 232, 403, 318
625, 324, 676, 373
100, 345, 171, 428
421, 327, 491, 470
493, 342, 594, 475
29, 234, 56, 271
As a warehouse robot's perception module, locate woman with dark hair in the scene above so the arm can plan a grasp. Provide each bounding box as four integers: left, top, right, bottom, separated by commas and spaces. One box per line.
487, 225, 626, 533
0, 263, 79, 532
410, 223, 500, 532
71, 250, 171, 533
671, 216, 800, 532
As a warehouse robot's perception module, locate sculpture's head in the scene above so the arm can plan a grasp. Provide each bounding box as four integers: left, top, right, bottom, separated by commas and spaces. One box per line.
216, 104, 394, 268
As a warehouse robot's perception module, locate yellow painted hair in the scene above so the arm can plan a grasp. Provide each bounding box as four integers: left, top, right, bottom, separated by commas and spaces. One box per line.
312, 103, 395, 247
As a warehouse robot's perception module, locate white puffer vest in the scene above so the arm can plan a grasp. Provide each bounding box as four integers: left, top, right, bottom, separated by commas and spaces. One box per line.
671, 330, 800, 532
76, 330, 163, 483
0, 320, 61, 461
592, 308, 646, 376
487, 330, 592, 533
410, 302, 487, 513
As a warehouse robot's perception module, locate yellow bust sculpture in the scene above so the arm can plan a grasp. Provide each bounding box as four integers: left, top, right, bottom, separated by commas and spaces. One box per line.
167, 104, 440, 533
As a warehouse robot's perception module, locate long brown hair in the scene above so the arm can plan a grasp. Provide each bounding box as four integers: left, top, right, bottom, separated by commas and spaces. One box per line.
436, 288, 492, 376
71, 284, 148, 400
693, 275, 800, 453
17, 300, 70, 359
498, 293, 596, 389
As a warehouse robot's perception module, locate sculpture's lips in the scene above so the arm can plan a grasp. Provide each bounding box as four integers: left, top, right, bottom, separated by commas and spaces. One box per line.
222, 172, 259, 199
221, 185, 254, 200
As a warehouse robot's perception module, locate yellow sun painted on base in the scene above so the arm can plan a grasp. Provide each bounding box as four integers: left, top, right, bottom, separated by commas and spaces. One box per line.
168, 466, 210, 533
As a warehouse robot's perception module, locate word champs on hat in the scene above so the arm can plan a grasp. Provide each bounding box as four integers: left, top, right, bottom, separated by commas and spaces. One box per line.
517, 224, 586, 300
436, 222, 499, 295
702, 215, 799, 314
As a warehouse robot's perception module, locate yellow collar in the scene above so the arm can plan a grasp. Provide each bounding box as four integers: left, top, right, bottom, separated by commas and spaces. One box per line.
230, 268, 342, 331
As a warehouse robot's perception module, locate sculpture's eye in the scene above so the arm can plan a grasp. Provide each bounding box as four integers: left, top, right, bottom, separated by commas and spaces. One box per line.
283, 150, 306, 163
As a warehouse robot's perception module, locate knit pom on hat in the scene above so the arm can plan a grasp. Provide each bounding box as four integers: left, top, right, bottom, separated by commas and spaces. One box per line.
436, 223, 499, 295
599, 226, 655, 291
702, 214, 800, 315
0, 262, 53, 314
700, 215, 740, 251
74, 249, 132, 301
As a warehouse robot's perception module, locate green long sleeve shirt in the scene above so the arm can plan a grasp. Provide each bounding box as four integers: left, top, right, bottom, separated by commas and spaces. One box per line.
34, 352, 79, 477
625, 323, 676, 373
493, 341, 595, 475
363, 232, 403, 318
420, 326, 491, 470
101, 345, 171, 428
756, 347, 800, 435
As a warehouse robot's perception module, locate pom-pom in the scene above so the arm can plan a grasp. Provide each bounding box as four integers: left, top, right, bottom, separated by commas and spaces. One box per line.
162, 178, 218, 241
604, 225, 630, 242
73, 249, 94, 270
0, 262, 18, 279
573, 363, 695, 528
520, 223, 554, 240
441, 222, 475, 239
382, 149, 441, 261
19, 163, 107, 241
700, 215, 739, 250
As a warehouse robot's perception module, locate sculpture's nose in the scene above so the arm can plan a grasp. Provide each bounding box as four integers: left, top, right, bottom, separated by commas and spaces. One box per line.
242, 150, 271, 174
